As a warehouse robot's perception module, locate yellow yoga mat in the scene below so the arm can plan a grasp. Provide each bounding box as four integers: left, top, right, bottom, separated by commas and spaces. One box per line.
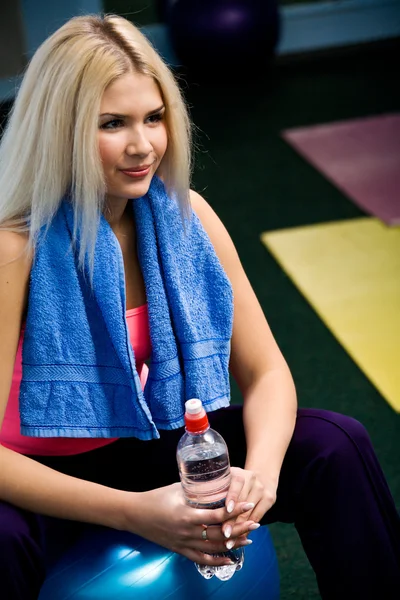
260, 218, 400, 412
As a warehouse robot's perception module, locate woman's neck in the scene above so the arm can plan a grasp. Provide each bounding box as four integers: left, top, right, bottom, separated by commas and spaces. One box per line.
104, 198, 131, 235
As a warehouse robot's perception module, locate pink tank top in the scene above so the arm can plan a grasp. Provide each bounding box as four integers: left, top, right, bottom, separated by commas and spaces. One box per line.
0, 305, 151, 456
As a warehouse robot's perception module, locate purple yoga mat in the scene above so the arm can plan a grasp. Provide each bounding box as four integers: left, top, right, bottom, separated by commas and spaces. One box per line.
282, 113, 400, 226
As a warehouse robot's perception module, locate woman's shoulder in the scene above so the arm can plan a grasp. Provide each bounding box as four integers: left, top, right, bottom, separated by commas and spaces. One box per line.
189, 188, 223, 232
189, 189, 240, 272
0, 229, 32, 271
189, 188, 210, 217
0, 230, 31, 325
189, 188, 226, 241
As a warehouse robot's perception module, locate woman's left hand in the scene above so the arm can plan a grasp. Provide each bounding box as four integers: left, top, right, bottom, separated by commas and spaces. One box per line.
221, 467, 278, 544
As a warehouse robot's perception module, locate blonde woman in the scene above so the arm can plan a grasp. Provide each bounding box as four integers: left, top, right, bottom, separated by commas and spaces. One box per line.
0, 14, 399, 600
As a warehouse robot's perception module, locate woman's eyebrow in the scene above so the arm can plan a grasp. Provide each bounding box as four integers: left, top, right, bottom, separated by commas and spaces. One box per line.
146, 104, 165, 115
99, 105, 165, 118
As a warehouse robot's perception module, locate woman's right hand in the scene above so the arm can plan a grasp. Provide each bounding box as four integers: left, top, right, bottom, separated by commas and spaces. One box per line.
122, 483, 257, 566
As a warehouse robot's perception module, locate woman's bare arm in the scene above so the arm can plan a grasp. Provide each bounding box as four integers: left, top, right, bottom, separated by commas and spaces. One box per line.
190, 190, 297, 498
0, 231, 127, 528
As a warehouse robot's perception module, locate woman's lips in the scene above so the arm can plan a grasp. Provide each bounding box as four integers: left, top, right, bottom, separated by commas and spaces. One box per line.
120, 165, 152, 178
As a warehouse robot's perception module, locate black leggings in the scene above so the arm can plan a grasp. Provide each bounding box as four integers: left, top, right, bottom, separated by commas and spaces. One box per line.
2, 406, 400, 599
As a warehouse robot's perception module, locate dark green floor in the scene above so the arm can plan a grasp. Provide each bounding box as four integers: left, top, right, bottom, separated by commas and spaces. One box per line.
181, 41, 400, 598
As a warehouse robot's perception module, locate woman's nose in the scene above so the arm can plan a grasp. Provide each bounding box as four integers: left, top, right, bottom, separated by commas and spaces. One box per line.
126, 129, 152, 157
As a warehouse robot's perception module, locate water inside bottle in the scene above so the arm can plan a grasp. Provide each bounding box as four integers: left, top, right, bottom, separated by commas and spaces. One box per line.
178, 443, 245, 580
214, 547, 245, 580
178, 442, 231, 507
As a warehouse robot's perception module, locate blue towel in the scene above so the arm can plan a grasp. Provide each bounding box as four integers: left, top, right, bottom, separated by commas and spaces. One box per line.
20, 177, 233, 440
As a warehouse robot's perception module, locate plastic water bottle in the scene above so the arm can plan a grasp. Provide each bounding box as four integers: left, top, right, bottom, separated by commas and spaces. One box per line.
176, 398, 245, 581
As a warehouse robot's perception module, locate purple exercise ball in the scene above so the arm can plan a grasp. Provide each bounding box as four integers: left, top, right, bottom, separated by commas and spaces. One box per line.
167, 0, 280, 77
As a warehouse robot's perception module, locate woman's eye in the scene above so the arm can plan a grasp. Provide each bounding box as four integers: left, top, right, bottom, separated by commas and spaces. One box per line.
147, 112, 164, 124
100, 119, 124, 130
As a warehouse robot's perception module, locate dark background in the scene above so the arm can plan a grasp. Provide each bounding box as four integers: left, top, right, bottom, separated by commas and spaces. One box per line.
178, 42, 400, 597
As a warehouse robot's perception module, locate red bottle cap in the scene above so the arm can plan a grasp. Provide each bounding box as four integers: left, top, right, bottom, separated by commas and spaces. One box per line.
184, 399, 209, 433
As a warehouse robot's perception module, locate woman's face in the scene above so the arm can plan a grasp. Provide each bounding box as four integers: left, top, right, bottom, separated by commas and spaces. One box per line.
98, 71, 168, 205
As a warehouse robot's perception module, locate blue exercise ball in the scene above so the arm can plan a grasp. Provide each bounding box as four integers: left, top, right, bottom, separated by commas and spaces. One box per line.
167, 0, 280, 78
39, 525, 280, 599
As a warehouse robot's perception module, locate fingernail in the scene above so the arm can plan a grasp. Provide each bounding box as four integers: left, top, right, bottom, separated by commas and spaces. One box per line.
227, 500, 235, 513
224, 526, 232, 539
226, 540, 235, 550
224, 560, 235, 565
242, 539, 253, 546
242, 502, 255, 511
248, 523, 261, 531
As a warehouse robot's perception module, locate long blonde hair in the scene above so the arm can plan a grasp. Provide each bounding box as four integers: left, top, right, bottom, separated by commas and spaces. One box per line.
0, 14, 192, 272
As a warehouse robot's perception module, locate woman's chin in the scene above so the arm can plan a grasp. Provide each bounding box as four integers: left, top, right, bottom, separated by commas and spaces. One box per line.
113, 182, 153, 201
124, 171, 156, 198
